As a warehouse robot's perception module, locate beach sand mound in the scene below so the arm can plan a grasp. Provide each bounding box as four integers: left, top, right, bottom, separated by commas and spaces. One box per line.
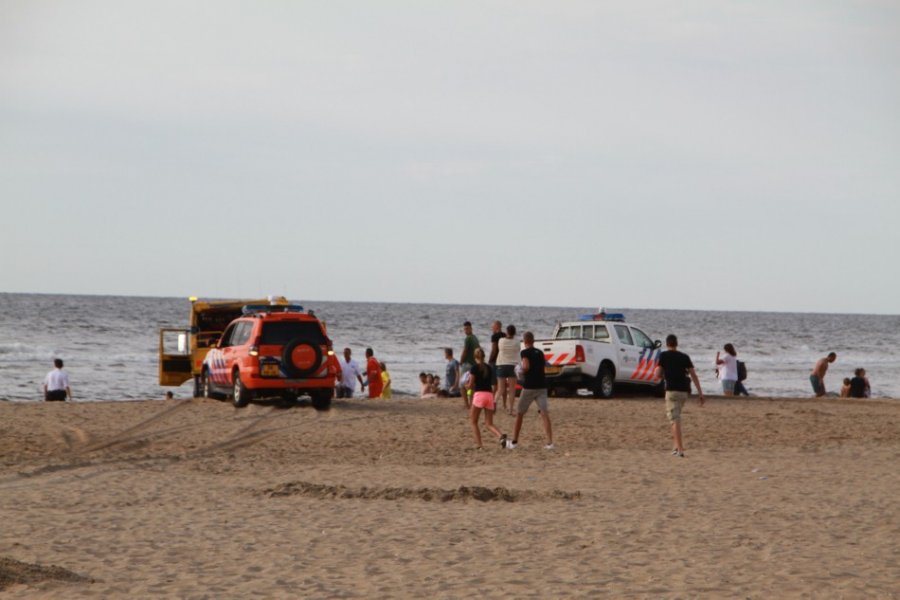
263, 480, 582, 502
0, 557, 93, 591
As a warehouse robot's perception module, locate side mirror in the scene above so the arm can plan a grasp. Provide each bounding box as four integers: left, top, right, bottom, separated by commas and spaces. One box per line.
653, 339, 662, 349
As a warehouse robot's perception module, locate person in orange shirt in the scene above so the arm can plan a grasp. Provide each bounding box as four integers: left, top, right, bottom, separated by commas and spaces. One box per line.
365, 348, 383, 399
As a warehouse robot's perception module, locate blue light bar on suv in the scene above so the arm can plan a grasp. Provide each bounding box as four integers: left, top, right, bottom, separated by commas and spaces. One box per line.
242, 304, 305, 315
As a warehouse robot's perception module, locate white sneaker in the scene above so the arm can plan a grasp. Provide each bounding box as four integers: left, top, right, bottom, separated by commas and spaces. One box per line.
506, 441, 517, 450
544, 443, 556, 450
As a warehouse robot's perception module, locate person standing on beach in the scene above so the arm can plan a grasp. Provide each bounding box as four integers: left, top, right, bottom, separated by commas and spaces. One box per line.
443, 348, 461, 398
810, 352, 837, 397
715, 343, 739, 396
365, 348, 383, 399
43, 358, 71, 401
495, 324, 520, 415
379, 362, 392, 399
337, 348, 365, 398
489, 320, 503, 393
459, 321, 480, 407
466, 348, 506, 449
655, 334, 704, 457
505, 331, 554, 450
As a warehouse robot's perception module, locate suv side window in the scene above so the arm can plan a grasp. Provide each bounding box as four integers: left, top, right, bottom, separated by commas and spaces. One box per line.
594, 325, 610, 340
630, 327, 654, 348
556, 326, 573, 339
614, 324, 634, 346
220, 323, 237, 348
221, 321, 251, 347
233, 322, 253, 346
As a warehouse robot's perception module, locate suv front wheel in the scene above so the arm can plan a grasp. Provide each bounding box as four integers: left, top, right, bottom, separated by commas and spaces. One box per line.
233, 371, 252, 408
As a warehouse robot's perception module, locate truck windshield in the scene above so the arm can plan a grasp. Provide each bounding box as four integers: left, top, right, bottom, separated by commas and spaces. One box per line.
260, 321, 326, 345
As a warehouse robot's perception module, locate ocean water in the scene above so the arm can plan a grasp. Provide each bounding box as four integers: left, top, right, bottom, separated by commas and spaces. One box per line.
1, 293, 898, 401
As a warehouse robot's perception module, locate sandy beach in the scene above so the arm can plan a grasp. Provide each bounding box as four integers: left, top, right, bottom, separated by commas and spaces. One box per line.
1, 394, 898, 598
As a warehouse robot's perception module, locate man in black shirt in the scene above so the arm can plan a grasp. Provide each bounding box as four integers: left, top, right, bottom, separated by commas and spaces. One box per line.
655, 334, 704, 457
505, 331, 555, 450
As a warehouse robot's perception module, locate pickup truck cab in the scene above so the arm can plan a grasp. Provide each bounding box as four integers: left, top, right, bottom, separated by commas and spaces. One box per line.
537, 312, 664, 398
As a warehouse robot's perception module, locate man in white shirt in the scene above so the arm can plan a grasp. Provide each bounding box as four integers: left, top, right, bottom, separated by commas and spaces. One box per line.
337, 348, 365, 398
43, 358, 72, 401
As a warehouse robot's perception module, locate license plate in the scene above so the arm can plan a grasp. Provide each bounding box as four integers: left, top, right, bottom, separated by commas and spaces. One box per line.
262, 364, 281, 377
545, 366, 561, 375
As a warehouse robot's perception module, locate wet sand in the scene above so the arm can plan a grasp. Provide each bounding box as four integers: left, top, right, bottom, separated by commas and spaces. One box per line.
1, 395, 898, 598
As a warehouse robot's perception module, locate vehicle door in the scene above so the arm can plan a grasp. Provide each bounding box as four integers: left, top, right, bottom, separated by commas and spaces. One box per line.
628, 326, 661, 383
612, 324, 642, 382
212, 321, 245, 384
158, 328, 192, 386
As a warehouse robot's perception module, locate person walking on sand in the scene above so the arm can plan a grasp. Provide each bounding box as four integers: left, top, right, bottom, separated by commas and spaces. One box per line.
466, 348, 506, 449
715, 343, 739, 396
495, 324, 520, 415
505, 332, 554, 450
810, 352, 837, 397
655, 334, 704, 458
337, 348, 365, 398
43, 358, 71, 401
365, 348, 383, 399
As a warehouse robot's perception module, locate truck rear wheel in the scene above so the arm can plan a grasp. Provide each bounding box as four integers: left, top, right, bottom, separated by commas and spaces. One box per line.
592, 366, 615, 399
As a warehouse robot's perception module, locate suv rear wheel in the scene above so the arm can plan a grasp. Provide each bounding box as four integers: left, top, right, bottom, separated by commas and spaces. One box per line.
310, 388, 332, 411
233, 372, 252, 408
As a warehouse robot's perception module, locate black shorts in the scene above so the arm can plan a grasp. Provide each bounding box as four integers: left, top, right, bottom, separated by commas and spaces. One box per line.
46, 390, 67, 401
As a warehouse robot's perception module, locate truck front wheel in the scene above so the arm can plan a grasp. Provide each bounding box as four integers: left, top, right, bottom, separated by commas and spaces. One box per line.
592, 366, 615, 399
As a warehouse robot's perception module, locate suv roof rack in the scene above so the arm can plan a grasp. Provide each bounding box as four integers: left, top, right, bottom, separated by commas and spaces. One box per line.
242, 304, 305, 315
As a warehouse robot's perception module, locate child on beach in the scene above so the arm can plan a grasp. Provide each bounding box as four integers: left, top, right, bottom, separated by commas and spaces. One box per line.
840, 378, 852, 397
380, 362, 392, 399
420, 373, 437, 398
466, 348, 505, 449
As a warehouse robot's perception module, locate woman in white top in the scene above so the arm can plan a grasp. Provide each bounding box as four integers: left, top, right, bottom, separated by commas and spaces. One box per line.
495, 324, 520, 415
715, 343, 739, 396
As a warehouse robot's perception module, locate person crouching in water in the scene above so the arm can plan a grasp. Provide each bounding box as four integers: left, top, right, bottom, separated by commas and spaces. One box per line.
467, 348, 505, 449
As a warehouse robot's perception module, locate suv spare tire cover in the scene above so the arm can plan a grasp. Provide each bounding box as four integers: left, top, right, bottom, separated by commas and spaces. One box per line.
282, 338, 323, 378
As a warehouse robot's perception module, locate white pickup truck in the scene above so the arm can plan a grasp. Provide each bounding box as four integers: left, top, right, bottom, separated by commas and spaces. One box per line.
536, 313, 664, 398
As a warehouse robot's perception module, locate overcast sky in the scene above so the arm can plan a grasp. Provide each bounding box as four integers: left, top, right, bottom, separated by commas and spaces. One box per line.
2, 1, 898, 314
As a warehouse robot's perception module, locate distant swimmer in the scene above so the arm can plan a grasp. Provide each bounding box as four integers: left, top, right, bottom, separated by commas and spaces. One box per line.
43, 358, 71, 402
655, 334, 704, 458
809, 352, 837, 397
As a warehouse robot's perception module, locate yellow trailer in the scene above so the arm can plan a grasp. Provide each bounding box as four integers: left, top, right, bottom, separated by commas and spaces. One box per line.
158, 296, 289, 397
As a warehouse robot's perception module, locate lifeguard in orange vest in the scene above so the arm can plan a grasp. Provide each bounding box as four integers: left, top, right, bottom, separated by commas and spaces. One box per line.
365, 347, 383, 399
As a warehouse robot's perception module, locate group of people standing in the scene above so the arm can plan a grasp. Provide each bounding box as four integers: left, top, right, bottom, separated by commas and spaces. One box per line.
335, 347, 392, 400
447, 320, 554, 451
